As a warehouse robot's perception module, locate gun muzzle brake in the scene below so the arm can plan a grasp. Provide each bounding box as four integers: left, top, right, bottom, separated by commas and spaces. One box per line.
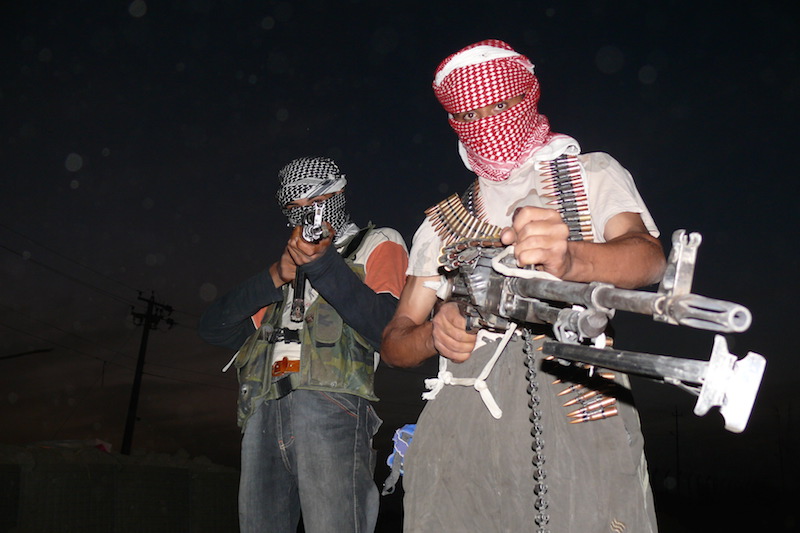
666, 294, 752, 333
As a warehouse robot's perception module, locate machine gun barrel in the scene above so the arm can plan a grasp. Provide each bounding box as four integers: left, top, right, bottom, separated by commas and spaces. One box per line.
509, 277, 752, 334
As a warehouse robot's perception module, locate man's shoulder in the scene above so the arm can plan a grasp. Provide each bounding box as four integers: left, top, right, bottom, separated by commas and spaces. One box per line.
362, 226, 407, 248
578, 151, 624, 172
347, 226, 408, 264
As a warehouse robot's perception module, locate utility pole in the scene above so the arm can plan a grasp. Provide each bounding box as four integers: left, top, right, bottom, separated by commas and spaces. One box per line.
121, 292, 173, 455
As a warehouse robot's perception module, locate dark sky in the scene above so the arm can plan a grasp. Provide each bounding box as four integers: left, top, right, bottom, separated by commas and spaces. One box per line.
2, 0, 798, 497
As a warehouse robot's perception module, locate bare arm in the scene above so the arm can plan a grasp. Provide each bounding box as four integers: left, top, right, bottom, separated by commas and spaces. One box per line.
381, 275, 478, 367
501, 209, 666, 289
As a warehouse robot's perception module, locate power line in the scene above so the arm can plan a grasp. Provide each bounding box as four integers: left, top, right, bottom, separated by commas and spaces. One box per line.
0, 320, 234, 396
1, 306, 429, 385
0, 239, 202, 322
0, 348, 53, 360
0, 302, 137, 362
0, 320, 133, 371
0, 243, 135, 306
0, 316, 231, 381
0, 222, 141, 294
0, 226, 230, 385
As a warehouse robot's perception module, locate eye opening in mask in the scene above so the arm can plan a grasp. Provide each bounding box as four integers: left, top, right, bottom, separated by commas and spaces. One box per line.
283, 191, 341, 210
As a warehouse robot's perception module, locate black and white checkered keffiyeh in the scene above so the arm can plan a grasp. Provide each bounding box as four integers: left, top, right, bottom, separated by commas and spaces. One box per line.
276, 157, 352, 239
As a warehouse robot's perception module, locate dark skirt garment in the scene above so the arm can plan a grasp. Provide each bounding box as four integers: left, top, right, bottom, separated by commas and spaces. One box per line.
403, 332, 658, 533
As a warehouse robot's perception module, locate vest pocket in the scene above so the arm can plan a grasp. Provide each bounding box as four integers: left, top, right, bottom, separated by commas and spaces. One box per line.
303, 302, 375, 397
303, 301, 342, 388
234, 324, 273, 426
311, 302, 343, 344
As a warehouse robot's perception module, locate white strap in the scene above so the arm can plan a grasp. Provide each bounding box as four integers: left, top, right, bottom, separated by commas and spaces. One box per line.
222, 351, 238, 373
491, 245, 560, 280
422, 323, 518, 419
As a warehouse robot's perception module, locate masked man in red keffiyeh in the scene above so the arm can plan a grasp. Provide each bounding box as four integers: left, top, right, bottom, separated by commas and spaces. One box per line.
382, 40, 666, 532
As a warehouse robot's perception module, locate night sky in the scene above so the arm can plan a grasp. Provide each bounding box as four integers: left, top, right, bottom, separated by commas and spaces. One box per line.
2, 0, 798, 514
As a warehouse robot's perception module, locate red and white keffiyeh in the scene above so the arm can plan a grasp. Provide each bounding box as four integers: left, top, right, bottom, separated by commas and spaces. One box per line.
433, 39, 554, 181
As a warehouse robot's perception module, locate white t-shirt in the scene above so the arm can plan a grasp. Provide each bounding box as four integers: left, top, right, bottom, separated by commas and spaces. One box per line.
408, 135, 659, 277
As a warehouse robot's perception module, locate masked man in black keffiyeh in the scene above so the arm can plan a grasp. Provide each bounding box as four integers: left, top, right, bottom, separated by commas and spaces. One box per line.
200, 157, 408, 533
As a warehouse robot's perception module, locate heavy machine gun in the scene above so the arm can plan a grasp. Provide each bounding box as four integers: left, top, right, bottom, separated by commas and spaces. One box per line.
442, 230, 766, 433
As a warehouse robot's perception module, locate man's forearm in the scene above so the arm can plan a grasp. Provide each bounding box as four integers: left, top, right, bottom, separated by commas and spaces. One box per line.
303, 245, 399, 350
198, 268, 284, 350
381, 316, 437, 368
564, 233, 665, 289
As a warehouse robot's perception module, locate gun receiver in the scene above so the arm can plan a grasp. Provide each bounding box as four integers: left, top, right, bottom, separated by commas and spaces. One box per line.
301, 202, 330, 243
444, 230, 765, 432
291, 203, 331, 322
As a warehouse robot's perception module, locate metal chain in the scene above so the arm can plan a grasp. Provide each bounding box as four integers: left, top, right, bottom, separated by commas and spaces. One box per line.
524, 328, 550, 533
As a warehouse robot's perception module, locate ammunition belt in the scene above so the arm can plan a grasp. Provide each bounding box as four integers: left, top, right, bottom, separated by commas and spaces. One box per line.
537, 154, 594, 242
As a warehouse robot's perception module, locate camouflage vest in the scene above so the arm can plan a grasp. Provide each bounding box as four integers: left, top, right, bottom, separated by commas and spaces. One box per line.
232, 228, 378, 429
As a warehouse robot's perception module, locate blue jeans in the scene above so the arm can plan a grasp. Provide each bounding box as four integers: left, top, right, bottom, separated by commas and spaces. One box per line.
239, 389, 382, 533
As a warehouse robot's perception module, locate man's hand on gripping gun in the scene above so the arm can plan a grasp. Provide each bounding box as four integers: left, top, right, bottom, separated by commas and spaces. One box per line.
382, 276, 478, 368
432, 302, 478, 363
269, 223, 334, 288
287, 221, 334, 265
500, 206, 666, 288
500, 206, 571, 278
